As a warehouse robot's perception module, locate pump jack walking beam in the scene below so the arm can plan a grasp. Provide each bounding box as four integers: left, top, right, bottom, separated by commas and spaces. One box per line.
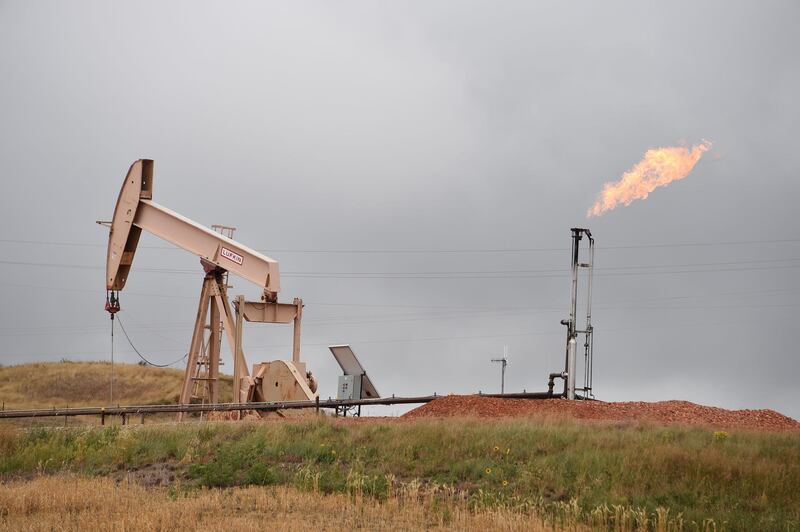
105, 160, 280, 301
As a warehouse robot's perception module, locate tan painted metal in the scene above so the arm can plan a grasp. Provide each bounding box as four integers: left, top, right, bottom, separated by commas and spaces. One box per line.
240, 298, 304, 363
250, 361, 316, 402
232, 297, 307, 402
233, 295, 245, 406
176, 273, 244, 419
105, 160, 151, 291
133, 201, 280, 300
105, 159, 280, 300
105, 159, 317, 419
241, 301, 299, 323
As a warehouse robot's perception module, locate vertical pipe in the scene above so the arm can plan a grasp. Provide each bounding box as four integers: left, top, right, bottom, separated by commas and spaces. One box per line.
585, 235, 595, 396
208, 285, 221, 404
233, 295, 244, 404
589, 332, 594, 397
565, 229, 581, 396
567, 337, 577, 399
585, 237, 594, 329
292, 298, 303, 363
569, 229, 580, 335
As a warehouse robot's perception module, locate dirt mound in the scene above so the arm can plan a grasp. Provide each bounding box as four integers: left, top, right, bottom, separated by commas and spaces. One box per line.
403, 395, 800, 431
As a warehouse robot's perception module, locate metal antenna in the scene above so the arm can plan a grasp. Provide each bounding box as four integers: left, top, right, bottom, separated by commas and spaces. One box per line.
491, 345, 509, 394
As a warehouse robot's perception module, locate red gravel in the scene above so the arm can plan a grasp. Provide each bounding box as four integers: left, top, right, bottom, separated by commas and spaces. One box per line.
402, 395, 800, 432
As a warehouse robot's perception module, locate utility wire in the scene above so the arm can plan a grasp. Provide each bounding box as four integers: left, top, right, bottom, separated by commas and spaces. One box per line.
2, 257, 800, 278
7, 300, 800, 360
115, 315, 188, 368
2, 284, 800, 336
2, 236, 800, 253
1, 282, 799, 315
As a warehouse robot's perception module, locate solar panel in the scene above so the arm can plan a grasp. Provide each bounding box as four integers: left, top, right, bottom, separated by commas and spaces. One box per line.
328, 345, 380, 399
329, 345, 364, 376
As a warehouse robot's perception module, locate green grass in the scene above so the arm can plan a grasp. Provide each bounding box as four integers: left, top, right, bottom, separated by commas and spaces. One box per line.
1, 418, 798, 530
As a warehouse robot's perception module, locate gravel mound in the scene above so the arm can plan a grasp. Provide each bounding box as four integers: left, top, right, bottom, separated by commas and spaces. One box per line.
403, 395, 800, 431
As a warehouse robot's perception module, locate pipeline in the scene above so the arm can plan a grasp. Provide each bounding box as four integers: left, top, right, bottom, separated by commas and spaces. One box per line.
547, 372, 566, 396
0, 392, 558, 421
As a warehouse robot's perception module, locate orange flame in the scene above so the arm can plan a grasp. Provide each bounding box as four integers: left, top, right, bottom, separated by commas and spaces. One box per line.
587, 140, 712, 218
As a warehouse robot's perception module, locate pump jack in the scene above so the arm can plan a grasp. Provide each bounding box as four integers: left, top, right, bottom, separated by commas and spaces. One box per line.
103, 159, 318, 419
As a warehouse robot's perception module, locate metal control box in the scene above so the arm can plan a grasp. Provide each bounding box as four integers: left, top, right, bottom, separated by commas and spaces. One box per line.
337, 374, 362, 400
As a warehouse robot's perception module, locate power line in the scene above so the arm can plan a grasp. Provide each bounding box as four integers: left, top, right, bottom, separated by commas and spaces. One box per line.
283, 257, 800, 277
1, 257, 800, 279
272, 237, 800, 253
1, 281, 799, 336
2, 281, 799, 313
273, 264, 800, 279
2, 236, 800, 253
6, 303, 794, 359
3, 298, 798, 338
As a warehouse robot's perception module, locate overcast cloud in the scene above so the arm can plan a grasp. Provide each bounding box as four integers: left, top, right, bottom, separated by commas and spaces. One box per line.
1, 1, 798, 418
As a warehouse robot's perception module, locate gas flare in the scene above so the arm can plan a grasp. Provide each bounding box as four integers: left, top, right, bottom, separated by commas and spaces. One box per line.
587, 140, 711, 218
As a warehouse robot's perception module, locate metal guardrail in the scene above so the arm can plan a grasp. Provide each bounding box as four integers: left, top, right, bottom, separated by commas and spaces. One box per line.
0, 392, 557, 422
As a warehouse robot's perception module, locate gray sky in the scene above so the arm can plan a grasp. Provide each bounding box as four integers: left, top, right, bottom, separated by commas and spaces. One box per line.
1, 1, 798, 418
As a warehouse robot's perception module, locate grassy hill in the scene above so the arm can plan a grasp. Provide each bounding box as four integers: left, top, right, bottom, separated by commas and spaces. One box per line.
0, 361, 232, 410
1, 362, 799, 529
0, 417, 798, 529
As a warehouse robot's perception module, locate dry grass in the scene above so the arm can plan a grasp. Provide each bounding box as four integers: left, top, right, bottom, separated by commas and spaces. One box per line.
0, 361, 232, 411
0, 475, 547, 531
2, 418, 794, 529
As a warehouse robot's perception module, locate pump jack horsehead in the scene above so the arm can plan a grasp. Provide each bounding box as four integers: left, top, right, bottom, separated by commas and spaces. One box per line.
103, 159, 318, 419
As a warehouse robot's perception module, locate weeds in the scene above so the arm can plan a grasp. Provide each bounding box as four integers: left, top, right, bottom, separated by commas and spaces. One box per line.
0, 417, 797, 529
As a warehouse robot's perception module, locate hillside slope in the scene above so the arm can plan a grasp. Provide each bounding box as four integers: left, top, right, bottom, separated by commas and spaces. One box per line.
1, 418, 798, 529
0, 361, 232, 410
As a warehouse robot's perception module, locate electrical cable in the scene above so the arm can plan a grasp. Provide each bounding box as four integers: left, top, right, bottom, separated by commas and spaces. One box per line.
2, 286, 800, 337
2, 236, 800, 253
6, 300, 800, 360
1, 282, 799, 316
2, 257, 800, 278
115, 315, 188, 368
